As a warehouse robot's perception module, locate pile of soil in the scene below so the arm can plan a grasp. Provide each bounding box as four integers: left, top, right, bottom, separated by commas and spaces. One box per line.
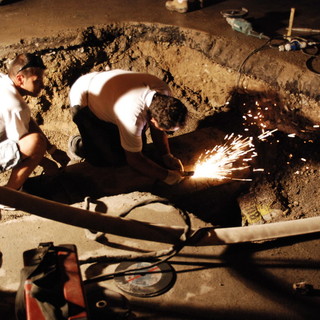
0, 23, 320, 228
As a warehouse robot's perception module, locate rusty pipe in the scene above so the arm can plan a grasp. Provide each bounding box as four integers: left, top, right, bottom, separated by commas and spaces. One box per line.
0, 186, 320, 246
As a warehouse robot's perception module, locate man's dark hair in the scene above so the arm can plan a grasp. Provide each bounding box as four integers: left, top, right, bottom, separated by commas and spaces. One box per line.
7, 53, 46, 78
148, 93, 188, 130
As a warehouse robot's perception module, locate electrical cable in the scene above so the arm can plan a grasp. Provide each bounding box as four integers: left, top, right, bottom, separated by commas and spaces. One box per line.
234, 34, 320, 92
306, 55, 320, 75
236, 38, 272, 90
302, 45, 319, 56
81, 198, 192, 284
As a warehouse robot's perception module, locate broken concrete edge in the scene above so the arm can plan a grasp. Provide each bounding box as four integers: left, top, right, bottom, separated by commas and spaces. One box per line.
0, 22, 319, 139
0, 22, 318, 143
0, 21, 319, 102
1, 186, 319, 246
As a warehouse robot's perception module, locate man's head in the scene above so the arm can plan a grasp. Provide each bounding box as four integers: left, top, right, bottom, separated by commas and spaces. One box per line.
148, 93, 188, 133
7, 53, 46, 97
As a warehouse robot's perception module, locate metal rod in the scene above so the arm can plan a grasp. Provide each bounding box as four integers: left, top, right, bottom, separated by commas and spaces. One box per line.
1, 186, 320, 246
287, 7, 296, 40
286, 27, 320, 33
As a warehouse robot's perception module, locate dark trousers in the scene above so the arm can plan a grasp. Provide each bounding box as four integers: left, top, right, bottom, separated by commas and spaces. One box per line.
71, 106, 126, 167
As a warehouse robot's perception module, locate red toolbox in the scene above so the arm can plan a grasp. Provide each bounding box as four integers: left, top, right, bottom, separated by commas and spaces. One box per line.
21, 243, 89, 320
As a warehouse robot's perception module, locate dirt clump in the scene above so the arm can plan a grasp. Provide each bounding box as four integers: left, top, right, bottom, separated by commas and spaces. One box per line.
0, 23, 320, 227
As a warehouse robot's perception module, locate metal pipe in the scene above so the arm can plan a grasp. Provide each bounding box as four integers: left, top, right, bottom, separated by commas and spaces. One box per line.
0, 186, 319, 246
286, 27, 320, 33
195, 216, 320, 245
287, 7, 296, 40
0, 186, 182, 244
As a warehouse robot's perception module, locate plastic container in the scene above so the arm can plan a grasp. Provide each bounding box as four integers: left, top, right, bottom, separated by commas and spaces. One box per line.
279, 40, 307, 51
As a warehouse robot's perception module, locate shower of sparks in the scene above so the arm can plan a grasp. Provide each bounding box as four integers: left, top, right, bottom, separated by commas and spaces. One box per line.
241, 100, 274, 134
258, 129, 278, 140
192, 129, 278, 181
192, 134, 256, 180
191, 97, 282, 181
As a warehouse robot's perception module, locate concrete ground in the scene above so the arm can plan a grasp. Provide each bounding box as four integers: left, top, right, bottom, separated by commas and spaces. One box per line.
1, 201, 320, 320
0, 0, 320, 319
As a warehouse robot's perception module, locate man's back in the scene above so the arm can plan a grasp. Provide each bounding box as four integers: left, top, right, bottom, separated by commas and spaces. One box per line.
69, 69, 171, 152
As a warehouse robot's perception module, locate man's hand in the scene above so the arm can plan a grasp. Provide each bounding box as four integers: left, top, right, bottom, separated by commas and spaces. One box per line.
50, 149, 70, 167
163, 169, 185, 185
162, 153, 184, 171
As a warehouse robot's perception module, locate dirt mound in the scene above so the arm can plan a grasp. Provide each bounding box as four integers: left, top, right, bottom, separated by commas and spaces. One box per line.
1, 23, 320, 227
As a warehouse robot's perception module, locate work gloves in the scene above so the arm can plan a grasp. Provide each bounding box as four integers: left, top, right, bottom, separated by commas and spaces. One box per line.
163, 169, 184, 185
162, 153, 185, 185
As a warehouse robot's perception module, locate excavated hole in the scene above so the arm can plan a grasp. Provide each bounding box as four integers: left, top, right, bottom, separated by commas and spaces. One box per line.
1, 24, 320, 228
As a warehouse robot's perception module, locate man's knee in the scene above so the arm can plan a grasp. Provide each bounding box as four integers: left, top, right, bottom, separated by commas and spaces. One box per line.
18, 132, 47, 157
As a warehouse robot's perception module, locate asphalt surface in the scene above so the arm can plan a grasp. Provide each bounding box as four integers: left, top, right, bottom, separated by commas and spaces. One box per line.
1, 0, 320, 47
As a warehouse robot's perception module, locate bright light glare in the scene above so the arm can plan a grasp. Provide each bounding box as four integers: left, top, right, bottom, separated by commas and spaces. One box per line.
192, 129, 278, 181
192, 134, 255, 180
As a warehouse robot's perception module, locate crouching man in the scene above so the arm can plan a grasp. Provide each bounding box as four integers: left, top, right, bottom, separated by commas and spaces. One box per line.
68, 69, 188, 185
0, 53, 69, 199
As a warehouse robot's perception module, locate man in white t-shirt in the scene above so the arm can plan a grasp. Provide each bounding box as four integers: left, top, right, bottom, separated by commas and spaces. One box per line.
69, 69, 188, 185
0, 53, 69, 197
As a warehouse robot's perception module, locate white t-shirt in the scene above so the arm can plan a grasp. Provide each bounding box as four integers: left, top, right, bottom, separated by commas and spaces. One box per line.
69, 69, 171, 152
0, 73, 30, 143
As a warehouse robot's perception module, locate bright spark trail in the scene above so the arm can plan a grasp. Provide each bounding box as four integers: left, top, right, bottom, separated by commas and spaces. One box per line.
192, 92, 319, 182
192, 130, 278, 181
192, 134, 255, 180
191, 96, 280, 181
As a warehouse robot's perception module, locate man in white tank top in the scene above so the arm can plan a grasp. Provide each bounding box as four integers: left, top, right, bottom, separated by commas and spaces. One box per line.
69, 69, 188, 185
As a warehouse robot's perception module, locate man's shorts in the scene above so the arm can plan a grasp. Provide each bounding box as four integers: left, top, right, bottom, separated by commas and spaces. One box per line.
0, 139, 21, 172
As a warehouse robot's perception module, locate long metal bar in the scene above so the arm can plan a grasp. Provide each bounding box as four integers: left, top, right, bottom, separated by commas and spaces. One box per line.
0, 186, 319, 246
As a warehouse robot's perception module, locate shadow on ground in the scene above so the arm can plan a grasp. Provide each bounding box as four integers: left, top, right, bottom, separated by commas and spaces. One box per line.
23, 126, 249, 228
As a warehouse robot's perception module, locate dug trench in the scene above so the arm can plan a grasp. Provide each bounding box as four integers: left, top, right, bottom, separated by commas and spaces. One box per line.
1, 22, 320, 229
